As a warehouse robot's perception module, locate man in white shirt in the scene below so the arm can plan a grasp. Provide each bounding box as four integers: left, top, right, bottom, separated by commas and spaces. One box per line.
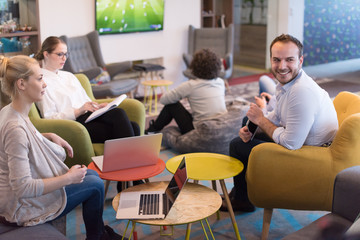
221, 34, 338, 212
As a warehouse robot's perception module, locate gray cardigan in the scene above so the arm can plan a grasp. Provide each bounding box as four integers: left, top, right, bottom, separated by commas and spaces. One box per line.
0, 105, 68, 226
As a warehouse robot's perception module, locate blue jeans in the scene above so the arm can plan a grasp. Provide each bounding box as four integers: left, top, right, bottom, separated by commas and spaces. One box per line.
55, 169, 105, 240
259, 75, 276, 95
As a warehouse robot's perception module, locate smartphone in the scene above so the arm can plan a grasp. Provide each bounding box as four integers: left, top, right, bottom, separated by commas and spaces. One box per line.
246, 119, 258, 140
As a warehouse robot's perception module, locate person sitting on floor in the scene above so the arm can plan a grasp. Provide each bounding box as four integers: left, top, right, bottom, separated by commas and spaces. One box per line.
0, 55, 126, 240
146, 48, 227, 134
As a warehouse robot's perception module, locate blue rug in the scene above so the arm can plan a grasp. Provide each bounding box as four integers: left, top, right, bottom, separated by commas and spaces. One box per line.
66, 148, 327, 239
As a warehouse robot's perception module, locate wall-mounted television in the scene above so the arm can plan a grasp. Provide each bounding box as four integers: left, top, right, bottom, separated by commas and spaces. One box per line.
95, 0, 165, 35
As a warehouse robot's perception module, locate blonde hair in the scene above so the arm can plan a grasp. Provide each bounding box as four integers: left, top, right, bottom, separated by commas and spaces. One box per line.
0, 55, 39, 99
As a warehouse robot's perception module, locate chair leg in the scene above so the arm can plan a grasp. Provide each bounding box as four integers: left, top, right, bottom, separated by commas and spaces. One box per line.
261, 208, 273, 240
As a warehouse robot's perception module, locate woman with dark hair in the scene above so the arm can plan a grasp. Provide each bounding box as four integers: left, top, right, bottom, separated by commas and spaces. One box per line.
0, 55, 125, 240
146, 48, 227, 134
34, 36, 141, 192
34, 36, 140, 143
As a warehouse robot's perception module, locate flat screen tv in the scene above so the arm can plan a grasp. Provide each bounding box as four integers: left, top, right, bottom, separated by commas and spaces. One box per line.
95, 0, 164, 35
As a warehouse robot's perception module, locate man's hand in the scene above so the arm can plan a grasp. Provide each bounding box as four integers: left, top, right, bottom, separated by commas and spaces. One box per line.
239, 126, 252, 143
247, 103, 264, 125
42, 133, 74, 158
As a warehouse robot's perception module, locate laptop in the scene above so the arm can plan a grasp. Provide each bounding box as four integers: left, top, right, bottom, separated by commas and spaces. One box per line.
116, 157, 188, 220
91, 133, 162, 172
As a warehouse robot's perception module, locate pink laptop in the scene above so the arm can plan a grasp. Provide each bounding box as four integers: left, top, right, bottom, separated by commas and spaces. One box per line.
91, 133, 162, 172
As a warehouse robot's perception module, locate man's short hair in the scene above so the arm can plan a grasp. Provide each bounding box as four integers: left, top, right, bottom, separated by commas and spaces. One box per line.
270, 34, 303, 58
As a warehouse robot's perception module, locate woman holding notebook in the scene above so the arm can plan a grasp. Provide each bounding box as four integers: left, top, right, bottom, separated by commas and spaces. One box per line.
34, 36, 140, 143
0, 55, 125, 239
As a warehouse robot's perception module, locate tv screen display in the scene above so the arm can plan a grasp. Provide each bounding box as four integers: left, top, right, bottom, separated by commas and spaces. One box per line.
95, 0, 164, 35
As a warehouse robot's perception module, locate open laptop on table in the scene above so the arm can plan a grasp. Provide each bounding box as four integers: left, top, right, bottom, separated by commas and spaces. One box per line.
116, 157, 188, 220
91, 133, 162, 172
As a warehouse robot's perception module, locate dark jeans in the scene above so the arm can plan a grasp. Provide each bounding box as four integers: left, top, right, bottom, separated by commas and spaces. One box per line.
153, 102, 194, 134
76, 108, 140, 143
229, 135, 272, 202
55, 169, 105, 240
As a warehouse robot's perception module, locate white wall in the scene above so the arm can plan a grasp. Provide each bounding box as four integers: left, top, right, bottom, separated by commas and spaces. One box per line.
265, 0, 304, 69
38, 0, 201, 88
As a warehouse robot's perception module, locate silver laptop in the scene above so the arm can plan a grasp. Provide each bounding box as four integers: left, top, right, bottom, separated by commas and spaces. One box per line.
91, 133, 162, 172
116, 157, 188, 219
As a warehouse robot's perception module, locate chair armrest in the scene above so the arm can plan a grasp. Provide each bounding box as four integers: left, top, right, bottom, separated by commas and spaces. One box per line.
247, 143, 334, 211
95, 98, 146, 135
105, 61, 132, 78
183, 53, 192, 67
332, 166, 360, 222
31, 118, 95, 167
78, 67, 103, 80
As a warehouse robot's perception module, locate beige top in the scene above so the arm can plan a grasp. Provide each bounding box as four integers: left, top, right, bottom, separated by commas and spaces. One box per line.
0, 105, 68, 226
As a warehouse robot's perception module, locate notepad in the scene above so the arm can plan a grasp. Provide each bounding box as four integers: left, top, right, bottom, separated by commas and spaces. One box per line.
85, 94, 127, 123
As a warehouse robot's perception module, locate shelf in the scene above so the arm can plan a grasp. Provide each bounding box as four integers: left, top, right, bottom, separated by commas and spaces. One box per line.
202, 13, 215, 17
0, 31, 39, 38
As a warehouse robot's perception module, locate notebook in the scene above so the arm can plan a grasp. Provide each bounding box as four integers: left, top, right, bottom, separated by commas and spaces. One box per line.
91, 133, 162, 172
116, 157, 188, 220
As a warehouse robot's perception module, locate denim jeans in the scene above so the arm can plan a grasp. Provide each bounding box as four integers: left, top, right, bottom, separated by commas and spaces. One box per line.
55, 169, 105, 240
259, 75, 276, 95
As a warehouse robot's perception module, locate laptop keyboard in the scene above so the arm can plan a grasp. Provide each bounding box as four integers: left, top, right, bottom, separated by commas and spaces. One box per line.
139, 193, 160, 215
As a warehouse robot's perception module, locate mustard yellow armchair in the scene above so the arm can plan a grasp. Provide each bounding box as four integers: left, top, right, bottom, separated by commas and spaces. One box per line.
246, 91, 360, 240
29, 73, 145, 167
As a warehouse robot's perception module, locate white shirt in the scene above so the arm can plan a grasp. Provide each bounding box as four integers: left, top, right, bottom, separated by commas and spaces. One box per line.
159, 78, 227, 123
36, 69, 91, 120
267, 70, 338, 150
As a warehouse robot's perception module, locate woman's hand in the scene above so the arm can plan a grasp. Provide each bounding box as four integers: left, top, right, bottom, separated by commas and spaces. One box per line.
66, 165, 87, 184
74, 102, 100, 118
42, 133, 73, 158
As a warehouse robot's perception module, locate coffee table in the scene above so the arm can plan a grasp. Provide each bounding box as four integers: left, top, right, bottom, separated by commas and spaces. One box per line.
112, 182, 222, 240
166, 153, 244, 240
141, 79, 173, 115
88, 158, 165, 199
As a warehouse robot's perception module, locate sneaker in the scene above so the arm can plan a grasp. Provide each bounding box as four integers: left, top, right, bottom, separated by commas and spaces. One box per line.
145, 120, 159, 134
101, 225, 128, 240
219, 199, 255, 212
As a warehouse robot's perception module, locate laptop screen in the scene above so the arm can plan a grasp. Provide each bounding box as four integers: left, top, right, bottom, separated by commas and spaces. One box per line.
163, 157, 187, 215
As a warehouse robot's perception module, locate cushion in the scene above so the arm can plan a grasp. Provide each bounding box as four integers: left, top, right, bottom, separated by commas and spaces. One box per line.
89, 69, 111, 85
161, 100, 249, 155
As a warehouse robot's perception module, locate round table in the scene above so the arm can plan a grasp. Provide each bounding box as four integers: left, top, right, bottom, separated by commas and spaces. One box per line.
141, 80, 173, 115
166, 152, 244, 240
112, 182, 222, 239
88, 158, 165, 199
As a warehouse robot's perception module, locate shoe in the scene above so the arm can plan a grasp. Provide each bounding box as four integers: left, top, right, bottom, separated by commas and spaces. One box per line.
133, 180, 145, 186
219, 199, 255, 212
145, 120, 159, 134
101, 225, 128, 240
117, 180, 144, 192
221, 187, 235, 201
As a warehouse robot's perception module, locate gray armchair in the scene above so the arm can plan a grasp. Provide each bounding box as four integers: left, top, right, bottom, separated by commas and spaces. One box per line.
183, 24, 234, 81
60, 31, 139, 98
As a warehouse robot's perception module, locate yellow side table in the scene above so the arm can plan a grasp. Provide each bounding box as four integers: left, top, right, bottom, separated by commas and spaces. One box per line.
166, 153, 244, 240
141, 80, 173, 115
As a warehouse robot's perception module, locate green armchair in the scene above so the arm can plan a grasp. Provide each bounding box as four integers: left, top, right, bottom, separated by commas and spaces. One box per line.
29, 73, 146, 167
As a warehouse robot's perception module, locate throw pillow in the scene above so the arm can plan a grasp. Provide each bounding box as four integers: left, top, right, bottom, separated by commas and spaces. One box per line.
90, 69, 111, 85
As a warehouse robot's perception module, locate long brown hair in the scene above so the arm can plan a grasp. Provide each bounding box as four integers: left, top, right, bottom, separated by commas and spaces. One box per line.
34, 36, 65, 61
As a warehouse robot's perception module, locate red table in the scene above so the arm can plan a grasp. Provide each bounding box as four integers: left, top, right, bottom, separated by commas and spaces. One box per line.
88, 158, 165, 198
